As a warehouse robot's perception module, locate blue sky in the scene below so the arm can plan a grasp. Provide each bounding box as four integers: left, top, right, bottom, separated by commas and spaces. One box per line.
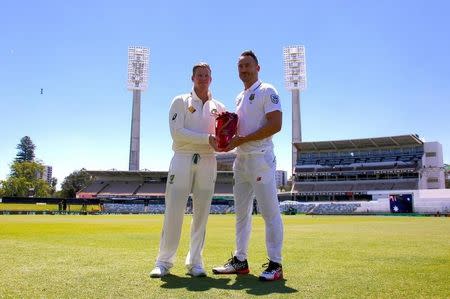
1, 0, 449, 188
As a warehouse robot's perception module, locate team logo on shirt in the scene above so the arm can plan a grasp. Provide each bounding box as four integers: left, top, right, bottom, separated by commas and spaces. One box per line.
270, 94, 279, 104
172, 113, 177, 121
188, 106, 196, 113
211, 108, 218, 116
169, 175, 175, 184
249, 94, 255, 103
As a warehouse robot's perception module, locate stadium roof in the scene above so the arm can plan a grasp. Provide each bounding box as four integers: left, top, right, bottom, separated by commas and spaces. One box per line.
294, 134, 423, 151
86, 170, 168, 179
86, 170, 234, 179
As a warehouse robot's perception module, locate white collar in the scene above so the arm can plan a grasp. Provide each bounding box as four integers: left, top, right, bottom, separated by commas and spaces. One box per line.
191, 88, 212, 102
244, 80, 262, 93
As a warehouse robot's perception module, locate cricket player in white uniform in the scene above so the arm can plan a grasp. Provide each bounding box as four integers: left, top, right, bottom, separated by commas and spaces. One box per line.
150, 63, 225, 278
212, 50, 284, 281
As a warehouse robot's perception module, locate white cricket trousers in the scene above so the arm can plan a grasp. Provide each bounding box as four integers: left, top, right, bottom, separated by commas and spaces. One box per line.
233, 150, 283, 263
155, 153, 216, 270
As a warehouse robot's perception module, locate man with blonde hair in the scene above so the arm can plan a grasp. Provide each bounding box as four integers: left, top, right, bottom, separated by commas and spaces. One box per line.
150, 62, 225, 278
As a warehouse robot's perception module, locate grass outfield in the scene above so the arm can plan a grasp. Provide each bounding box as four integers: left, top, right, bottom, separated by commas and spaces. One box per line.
0, 203, 101, 212
0, 215, 449, 298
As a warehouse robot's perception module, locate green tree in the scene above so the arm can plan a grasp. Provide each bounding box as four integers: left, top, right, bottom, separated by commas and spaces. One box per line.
0, 182, 5, 197
15, 136, 36, 162
2, 161, 51, 197
49, 177, 58, 196
60, 169, 94, 198
53, 190, 64, 198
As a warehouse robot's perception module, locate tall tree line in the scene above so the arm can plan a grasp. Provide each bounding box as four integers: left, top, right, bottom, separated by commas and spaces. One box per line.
0, 136, 93, 198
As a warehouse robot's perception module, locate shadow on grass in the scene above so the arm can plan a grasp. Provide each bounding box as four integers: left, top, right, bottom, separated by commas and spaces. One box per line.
159, 273, 298, 295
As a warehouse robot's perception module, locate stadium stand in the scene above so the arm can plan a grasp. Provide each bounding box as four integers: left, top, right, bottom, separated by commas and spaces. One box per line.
2, 195, 450, 215
103, 203, 145, 213
75, 170, 234, 214
309, 203, 361, 215
77, 181, 109, 198
102, 203, 167, 214
81, 181, 109, 193
214, 183, 233, 195
135, 182, 166, 197
279, 201, 315, 214
292, 134, 427, 201
209, 204, 230, 214
66, 143, 448, 215
97, 181, 141, 197
79, 170, 233, 200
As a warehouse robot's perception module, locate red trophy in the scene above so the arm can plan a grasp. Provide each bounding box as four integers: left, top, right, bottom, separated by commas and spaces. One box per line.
215, 111, 238, 150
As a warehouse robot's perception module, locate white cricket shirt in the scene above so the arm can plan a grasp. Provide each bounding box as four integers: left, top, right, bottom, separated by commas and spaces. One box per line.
169, 89, 226, 154
235, 80, 282, 154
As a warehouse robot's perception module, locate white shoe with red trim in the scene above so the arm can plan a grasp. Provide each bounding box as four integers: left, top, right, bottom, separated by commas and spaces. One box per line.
258, 260, 283, 281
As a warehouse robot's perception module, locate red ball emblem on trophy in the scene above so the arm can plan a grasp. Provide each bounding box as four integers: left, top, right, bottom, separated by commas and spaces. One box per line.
215, 112, 238, 150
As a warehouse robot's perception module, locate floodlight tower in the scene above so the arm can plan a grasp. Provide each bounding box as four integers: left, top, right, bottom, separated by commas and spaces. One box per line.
283, 45, 307, 175
127, 46, 149, 171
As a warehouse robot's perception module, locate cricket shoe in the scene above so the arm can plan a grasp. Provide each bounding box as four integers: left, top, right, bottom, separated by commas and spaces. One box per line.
212, 255, 250, 274
187, 265, 207, 277
149, 265, 170, 278
259, 260, 283, 281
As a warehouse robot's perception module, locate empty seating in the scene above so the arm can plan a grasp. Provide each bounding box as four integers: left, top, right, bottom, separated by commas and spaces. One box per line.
295, 144, 423, 195
310, 203, 361, 214
81, 181, 109, 193
393, 180, 418, 190
294, 179, 419, 194
103, 203, 146, 213
210, 205, 230, 214
214, 183, 233, 195
135, 183, 166, 196
99, 182, 140, 196
279, 202, 315, 213
293, 183, 314, 192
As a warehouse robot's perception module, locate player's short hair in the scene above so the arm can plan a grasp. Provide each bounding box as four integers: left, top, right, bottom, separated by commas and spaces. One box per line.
192, 62, 211, 76
240, 50, 259, 65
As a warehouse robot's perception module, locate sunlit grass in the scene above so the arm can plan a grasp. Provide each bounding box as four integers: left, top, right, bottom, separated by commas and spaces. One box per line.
0, 215, 448, 298
0, 203, 100, 212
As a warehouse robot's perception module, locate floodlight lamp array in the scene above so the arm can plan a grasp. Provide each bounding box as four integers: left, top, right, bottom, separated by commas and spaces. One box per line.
283, 45, 306, 91
127, 46, 149, 91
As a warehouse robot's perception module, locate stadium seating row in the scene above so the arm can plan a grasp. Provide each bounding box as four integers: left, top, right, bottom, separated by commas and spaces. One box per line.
293, 179, 418, 193
80, 181, 233, 198
295, 161, 418, 173
297, 150, 422, 167
101, 202, 361, 215
102, 203, 234, 214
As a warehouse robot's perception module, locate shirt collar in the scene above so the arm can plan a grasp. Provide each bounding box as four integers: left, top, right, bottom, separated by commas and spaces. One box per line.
191, 88, 212, 102
244, 80, 262, 93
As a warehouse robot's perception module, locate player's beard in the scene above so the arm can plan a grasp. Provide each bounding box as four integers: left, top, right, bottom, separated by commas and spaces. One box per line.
239, 72, 257, 86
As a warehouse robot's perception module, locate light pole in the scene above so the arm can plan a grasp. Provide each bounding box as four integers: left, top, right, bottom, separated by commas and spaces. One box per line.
283, 45, 307, 175
127, 46, 149, 171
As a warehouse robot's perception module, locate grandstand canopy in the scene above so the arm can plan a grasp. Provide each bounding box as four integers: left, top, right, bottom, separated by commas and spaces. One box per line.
295, 134, 423, 151
86, 170, 168, 180
85, 170, 234, 182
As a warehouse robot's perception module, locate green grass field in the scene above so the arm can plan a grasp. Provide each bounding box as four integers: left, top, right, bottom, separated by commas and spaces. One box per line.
0, 203, 101, 212
0, 215, 449, 298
